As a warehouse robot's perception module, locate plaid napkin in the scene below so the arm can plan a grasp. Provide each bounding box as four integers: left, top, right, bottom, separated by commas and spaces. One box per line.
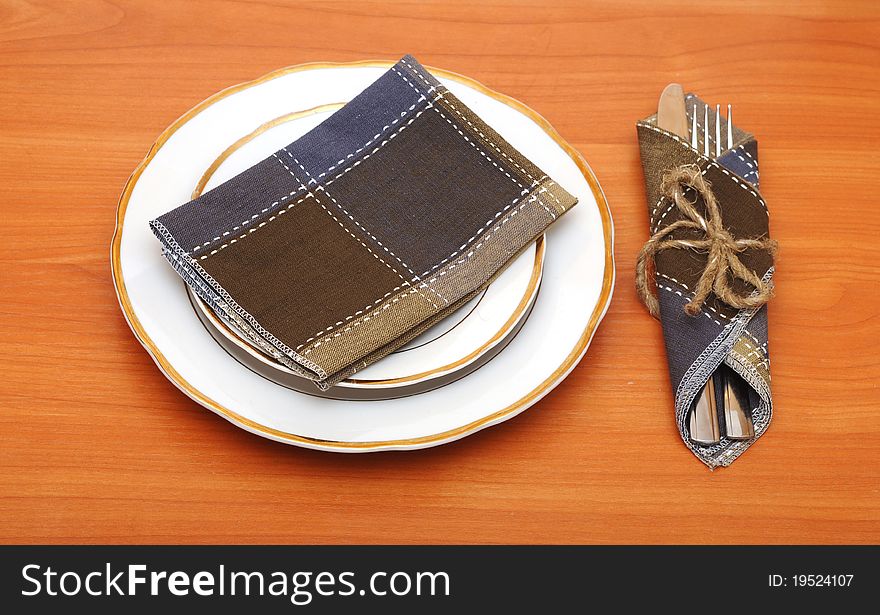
151, 55, 577, 389
636, 95, 775, 468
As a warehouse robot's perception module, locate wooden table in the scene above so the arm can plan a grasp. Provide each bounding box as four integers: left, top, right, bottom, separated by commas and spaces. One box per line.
1, 0, 878, 544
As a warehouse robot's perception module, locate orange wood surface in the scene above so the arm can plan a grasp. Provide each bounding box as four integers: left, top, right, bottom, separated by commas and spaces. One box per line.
1, 0, 878, 544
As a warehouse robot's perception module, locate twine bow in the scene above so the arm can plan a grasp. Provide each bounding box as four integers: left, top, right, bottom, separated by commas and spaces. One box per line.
636, 164, 777, 319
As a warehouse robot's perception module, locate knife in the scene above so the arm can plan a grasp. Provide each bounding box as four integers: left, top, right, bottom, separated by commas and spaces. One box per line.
656, 83, 723, 445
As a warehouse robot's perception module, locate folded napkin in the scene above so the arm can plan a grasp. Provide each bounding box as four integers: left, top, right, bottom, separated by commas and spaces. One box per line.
151, 55, 577, 389
636, 95, 775, 468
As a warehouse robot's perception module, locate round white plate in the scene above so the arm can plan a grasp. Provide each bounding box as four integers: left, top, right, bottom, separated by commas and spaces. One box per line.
111, 60, 614, 451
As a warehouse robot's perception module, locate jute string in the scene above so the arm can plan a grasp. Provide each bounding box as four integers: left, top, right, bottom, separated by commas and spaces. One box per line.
636, 164, 777, 319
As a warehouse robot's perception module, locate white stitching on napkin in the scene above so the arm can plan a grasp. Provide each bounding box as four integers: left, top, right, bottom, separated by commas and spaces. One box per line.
657, 282, 724, 327
294, 285, 407, 351
738, 337, 770, 370
432, 103, 524, 187
393, 61, 439, 95
191, 180, 308, 253
197, 192, 312, 259
417, 181, 564, 278
312, 95, 426, 182
300, 189, 556, 356
399, 58, 547, 188
637, 122, 768, 216
437, 98, 542, 185
287, 151, 446, 311
421, 194, 550, 287
392, 65, 524, 191
197, 104, 433, 258
672, 267, 774, 467
649, 159, 764, 234
729, 145, 759, 183
656, 273, 730, 323
321, 104, 432, 188
151, 219, 328, 379
743, 329, 766, 352
650, 194, 665, 220
302, 287, 424, 355
732, 148, 755, 170
191, 96, 430, 253
395, 63, 568, 278
289, 149, 445, 301
311, 189, 440, 311
272, 152, 310, 190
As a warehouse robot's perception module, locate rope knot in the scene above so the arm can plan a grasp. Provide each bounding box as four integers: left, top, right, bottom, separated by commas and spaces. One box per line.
636, 164, 777, 319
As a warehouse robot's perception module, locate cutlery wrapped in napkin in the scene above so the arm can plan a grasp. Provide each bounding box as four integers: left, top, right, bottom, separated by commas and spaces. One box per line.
150, 55, 577, 390
636, 93, 776, 468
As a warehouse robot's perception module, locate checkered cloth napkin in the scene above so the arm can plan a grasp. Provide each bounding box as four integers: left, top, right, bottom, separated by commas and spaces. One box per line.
636, 95, 775, 467
151, 55, 577, 389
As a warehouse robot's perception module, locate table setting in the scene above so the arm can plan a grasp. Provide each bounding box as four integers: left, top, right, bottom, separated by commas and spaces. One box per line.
9, 0, 880, 551
112, 55, 614, 451
112, 54, 774, 467
636, 85, 775, 468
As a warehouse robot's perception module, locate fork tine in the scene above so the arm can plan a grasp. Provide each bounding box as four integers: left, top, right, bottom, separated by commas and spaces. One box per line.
691, 103, 698, 150
703, 104, 709, 157
727, 103, 733, 150
715, 104, 721, 158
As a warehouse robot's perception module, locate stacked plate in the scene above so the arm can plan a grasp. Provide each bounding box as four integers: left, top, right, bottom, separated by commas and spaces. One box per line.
111, 61, 614, 451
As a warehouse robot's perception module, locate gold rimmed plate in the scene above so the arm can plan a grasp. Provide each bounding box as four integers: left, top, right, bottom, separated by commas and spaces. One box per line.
111, 60, 614, 451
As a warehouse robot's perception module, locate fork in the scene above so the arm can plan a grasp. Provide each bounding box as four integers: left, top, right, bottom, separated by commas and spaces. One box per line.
686, 100, 755, 444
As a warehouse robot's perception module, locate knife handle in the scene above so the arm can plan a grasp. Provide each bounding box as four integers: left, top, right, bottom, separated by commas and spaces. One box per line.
657, 83, 690, 140
721, 365, 755, 440
689, 376, 721, 445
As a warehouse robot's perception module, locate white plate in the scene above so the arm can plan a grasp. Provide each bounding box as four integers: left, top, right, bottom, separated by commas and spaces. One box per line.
111, 60, 615, 451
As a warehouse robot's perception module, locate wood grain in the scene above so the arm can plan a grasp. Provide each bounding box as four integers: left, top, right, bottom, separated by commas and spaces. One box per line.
1, 0, 878, 544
